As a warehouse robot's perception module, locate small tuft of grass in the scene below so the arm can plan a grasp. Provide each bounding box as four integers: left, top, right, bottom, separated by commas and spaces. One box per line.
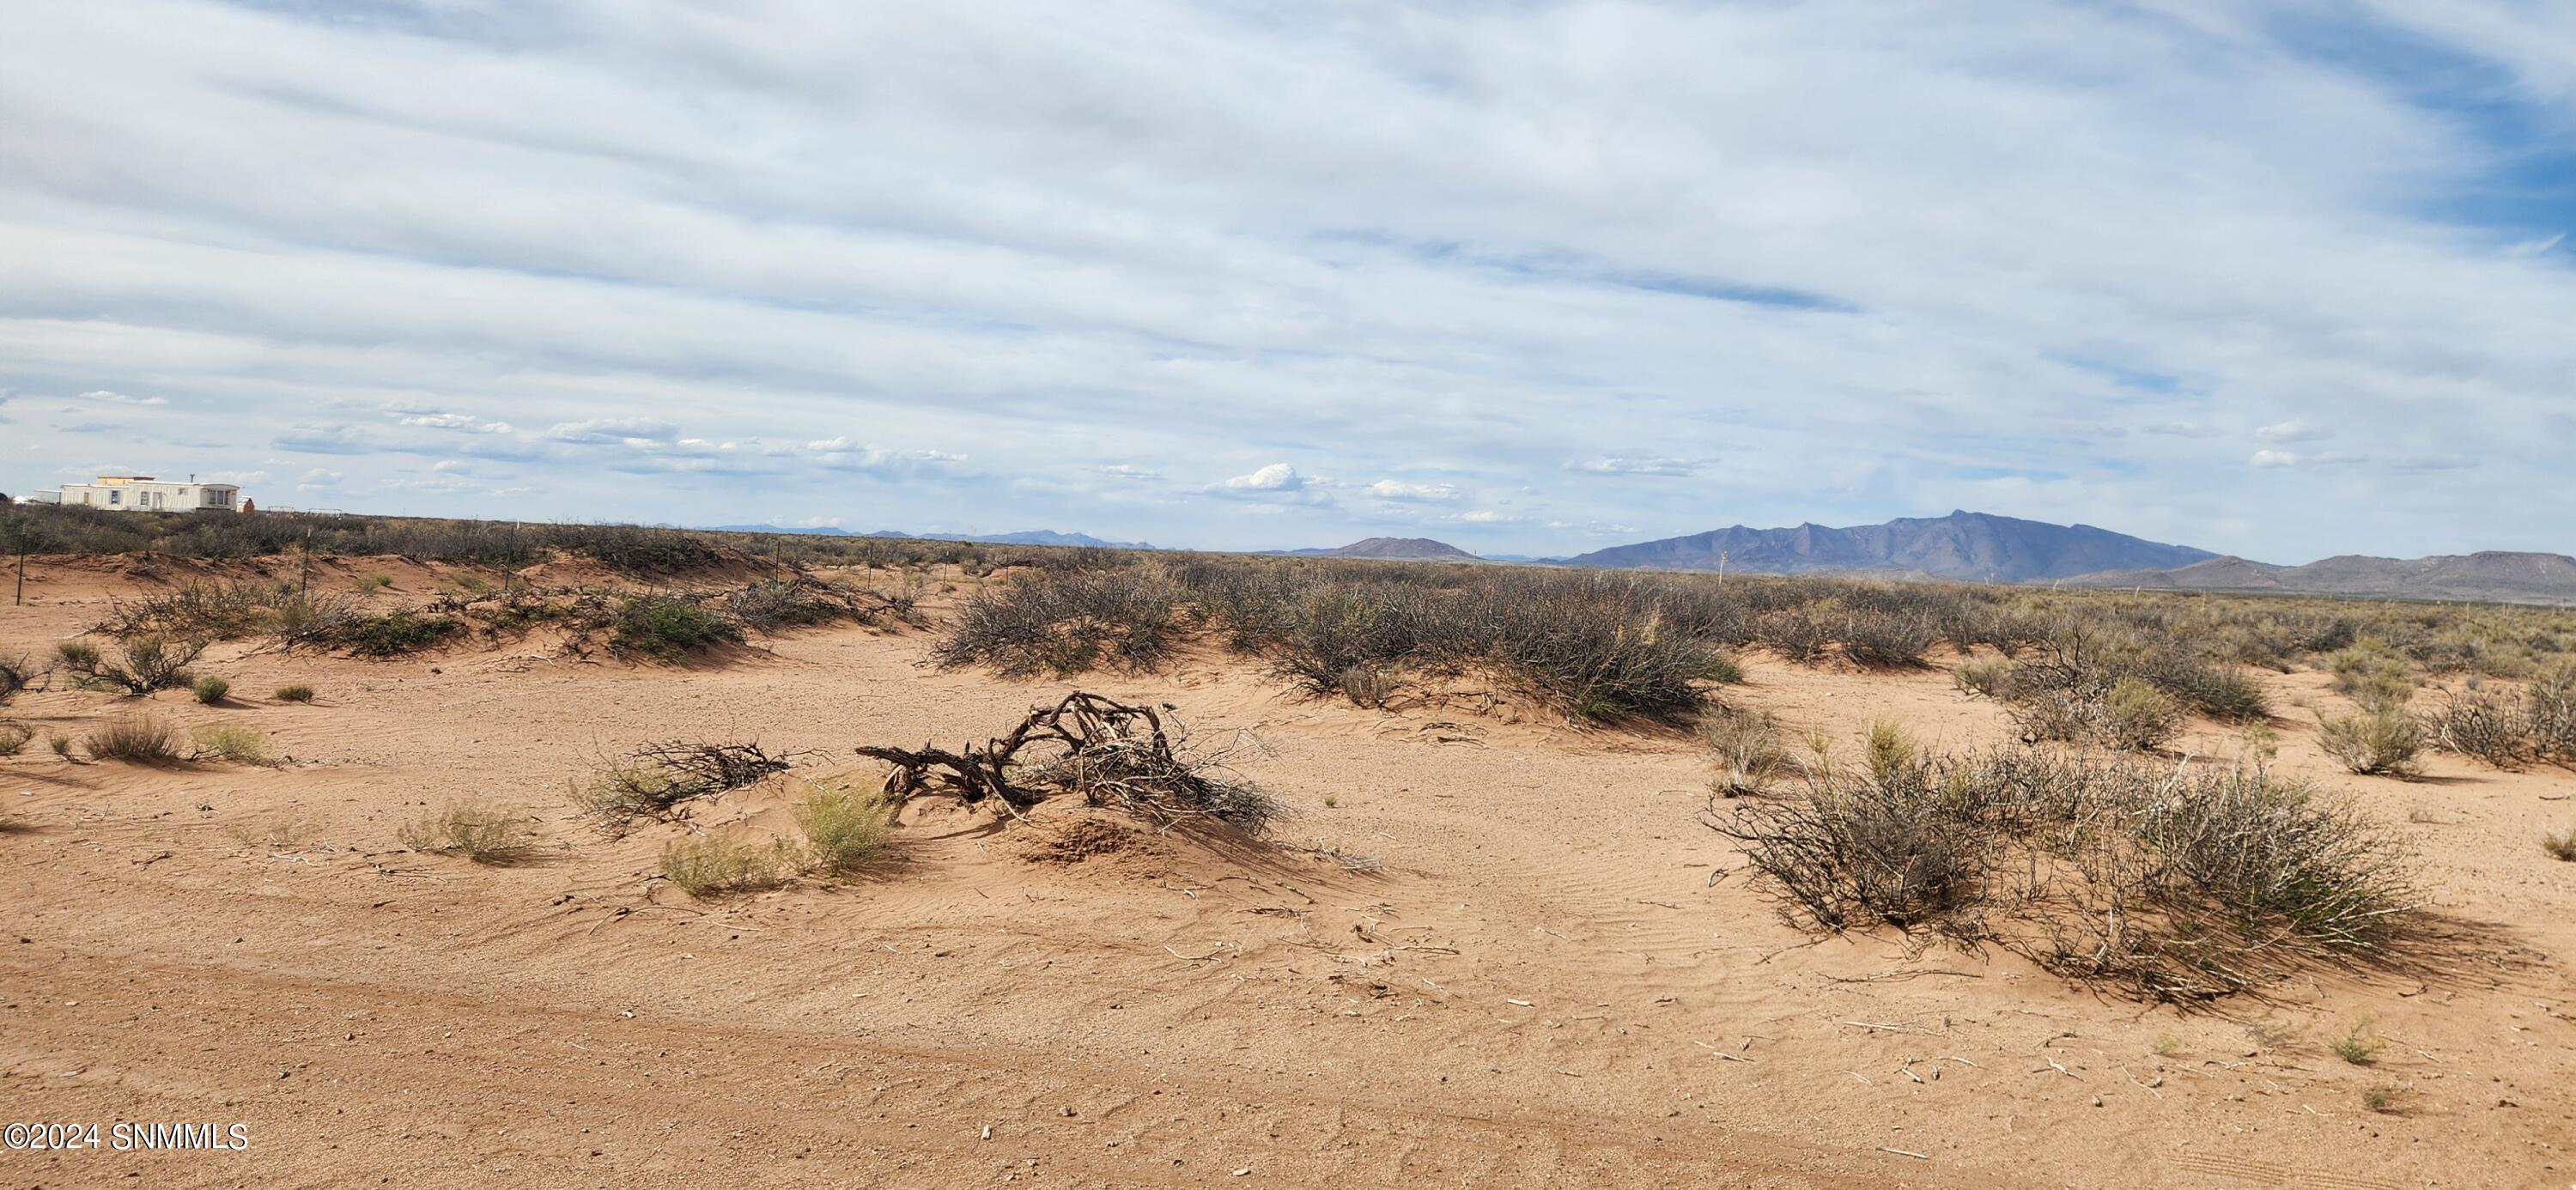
660, 832, 793, 897
355, 572, 394, 592
2150, 1031, 2180, 1058
2541, 827, 2576, 862
274, 683, 316, 703
2361, 1084, 2401, 1114
2328, 1017, 2381, 1066
48, 734, 70, 757
190, 724, 268, 765
793, 779, 894, 877
191, 675, 231, 705
1704, 707, 1795, 798
226, 815, 311, 850
84, 715, 182, 763
398, 801, 532, 863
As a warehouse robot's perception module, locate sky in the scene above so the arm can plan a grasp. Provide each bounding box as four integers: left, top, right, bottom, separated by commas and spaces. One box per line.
1, 1, 2571, 561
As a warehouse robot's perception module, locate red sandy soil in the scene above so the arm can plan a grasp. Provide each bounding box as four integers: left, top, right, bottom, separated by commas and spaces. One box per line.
0, 558, 2570, 1187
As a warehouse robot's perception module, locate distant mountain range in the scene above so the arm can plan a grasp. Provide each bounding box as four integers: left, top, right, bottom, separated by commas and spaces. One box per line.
706, 525, 1156, 549
696, 514, 2573, 604
2064, 551, 2576, 604
1276, 537, 1480, 561
1562, 511, 2215, 582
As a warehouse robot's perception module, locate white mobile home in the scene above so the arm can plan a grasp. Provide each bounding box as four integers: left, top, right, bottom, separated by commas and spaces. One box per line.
56, 475, 241, 513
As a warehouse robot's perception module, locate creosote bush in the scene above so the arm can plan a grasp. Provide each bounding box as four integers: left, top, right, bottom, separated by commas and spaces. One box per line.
1711, 739, 2421, 1001
191, 675, 231, 705
398, 801, 532, 863
934, 569, 1180, 677
2318, 710, 2424, 777
609, 595, 743, 661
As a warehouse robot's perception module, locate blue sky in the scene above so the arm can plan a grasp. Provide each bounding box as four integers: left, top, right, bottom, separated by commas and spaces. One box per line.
1, 0, 2570, 561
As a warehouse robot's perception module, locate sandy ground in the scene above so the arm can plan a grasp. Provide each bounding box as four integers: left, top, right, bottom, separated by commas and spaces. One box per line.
1, 558, 2572, 1188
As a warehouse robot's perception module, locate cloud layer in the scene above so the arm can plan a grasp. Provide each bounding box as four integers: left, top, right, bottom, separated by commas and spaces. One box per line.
2, 1, 2570, 558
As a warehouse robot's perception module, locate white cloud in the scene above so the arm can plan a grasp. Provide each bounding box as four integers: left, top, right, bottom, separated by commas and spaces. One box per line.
1567, 456, 1699, 477
1366, 479, 1460, 501
550, 418, 677, 444
77, 389, 167, 406
0, 3, 2569, 557
2250, 449, 2300, 468
401, 411, 513, 434
2254, 420, 2330, 443
1222, 464, 1304, 492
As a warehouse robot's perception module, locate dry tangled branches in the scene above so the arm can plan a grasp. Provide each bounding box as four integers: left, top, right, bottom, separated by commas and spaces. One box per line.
855, 692, 1279, 833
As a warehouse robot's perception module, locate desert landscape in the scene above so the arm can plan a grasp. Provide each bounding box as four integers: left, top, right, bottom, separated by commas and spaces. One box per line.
2, 511, 2571, 1188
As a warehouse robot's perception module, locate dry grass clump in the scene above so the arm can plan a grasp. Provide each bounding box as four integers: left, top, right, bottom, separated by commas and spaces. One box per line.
1704, 708, 1797, 798
398, 801, 532, 863
1953, 657, 2014, 700
57, 634, 207, 695
191, 675, 231, 705
2318, 709, 2424, 776
1710, 739, 2422, 1001
660, 832, 794, 897
793, 778, 896, 876
574, 740, 796, 831
2542, 827, 2576, 862
84, 715, 183, 763
274, 683, 316, 703
0, 721, 31, 757
2329, 639, 2415, 712
190, 724, 269, 764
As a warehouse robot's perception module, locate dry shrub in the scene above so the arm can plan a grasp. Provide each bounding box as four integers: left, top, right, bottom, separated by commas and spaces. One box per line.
1704, 708, 1796, 798
191, 675, 231, 705
1954, 658, 2014, 700
1839, 610, 1939, 669
2543, 828, 2576, 863
857, 693, 1280, 833
274, 683, 317, 703
85, 715, 182, 763
58, 634, 206, 695
1711, 743, 2421, 1001
320, 611, 465, 657
793, 778, 895, 876
935, 570, 1179, 677
2424, 689, 2534, 769
2527, 662, 2576, 763
2011, 676, 2184, 751
0, 721, 30, 757
398, 801, 532, 863
2318, 710, 2424, 776
0, 652, 43, 706
660, 832, 793, 897
2329, 640, 2415, 713
575, 741, 795, 831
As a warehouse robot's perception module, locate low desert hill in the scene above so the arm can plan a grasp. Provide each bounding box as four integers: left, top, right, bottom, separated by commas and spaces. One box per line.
1279, 537, 1479, 561
2067, 549, 2576, 604
1564, 510, 2214, 581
